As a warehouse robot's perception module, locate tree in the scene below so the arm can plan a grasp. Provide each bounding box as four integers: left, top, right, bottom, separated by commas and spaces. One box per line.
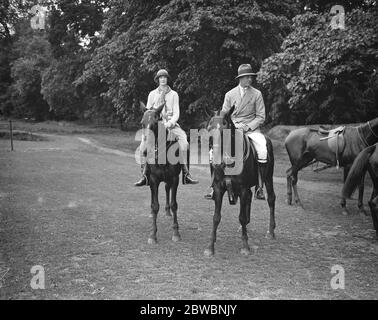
10, 24, 52, 121
48, 0, 110, 57
77, 0, 296, 128
258, 7, 378, 124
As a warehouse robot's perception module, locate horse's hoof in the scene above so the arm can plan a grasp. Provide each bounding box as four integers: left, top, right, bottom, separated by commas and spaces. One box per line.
147, 238, 157, 245
240, 247, 250, 256
204, 248, 214, 257
286, 199, 292, 206
341, 209, 349, 216
266, 231, 275, 240
295, 202, 304, 209
165, 212, 172, 217
358, 209, 368, 217
172, 234, 181, 242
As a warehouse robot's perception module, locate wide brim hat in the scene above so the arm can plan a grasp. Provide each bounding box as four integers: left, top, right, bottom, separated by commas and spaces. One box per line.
154, 69, 171, 83
235, 64, 258, 79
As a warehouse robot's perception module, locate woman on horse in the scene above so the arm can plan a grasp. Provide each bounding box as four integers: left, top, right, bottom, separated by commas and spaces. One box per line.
135, 69, 199, 186
204, 64, 268, 200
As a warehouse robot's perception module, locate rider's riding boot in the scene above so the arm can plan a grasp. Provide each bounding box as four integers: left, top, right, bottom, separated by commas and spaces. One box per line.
255, 162, 267, 200
134, 163, 149, 187
204, 187, 214, 200
181, 164, 199, 185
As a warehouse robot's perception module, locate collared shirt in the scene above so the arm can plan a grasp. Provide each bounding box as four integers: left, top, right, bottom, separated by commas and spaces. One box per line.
146, 86, 180, 128
239, 84, 248, 99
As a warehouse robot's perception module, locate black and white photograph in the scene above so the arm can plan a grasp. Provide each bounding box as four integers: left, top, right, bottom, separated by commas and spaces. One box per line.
0, 0, 378, 303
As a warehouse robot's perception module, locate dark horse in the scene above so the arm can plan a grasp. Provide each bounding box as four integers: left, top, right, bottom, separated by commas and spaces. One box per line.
285, 118, 378, 215
204, 107, 276, 256
342, 143, 378, 239
139, 102, 182, 244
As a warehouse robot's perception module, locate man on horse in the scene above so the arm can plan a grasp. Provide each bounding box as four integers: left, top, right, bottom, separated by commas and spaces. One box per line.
135, 69, 199, 186
205, 64, 268, 200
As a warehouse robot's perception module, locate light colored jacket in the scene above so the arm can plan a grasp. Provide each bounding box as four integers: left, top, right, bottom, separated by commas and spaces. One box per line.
146, 87, 180, 128
221, 85, 265, 132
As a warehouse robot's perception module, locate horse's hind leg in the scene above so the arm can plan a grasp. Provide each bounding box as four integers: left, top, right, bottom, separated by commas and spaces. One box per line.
265, 168, 276, 239
289, 169, 304, 208
239, 188, 251, 255
170, 177, 181, 242
165, 183, 172, 217
148, 182, 159, 244
204, 187, 225, 256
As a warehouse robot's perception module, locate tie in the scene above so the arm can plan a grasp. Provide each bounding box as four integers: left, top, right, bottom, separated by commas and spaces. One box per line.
241, 87, 246, 99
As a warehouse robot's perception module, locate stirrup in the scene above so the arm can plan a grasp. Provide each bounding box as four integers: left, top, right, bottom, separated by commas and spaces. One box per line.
204, 188, 214, 200
183, 173, 199, 185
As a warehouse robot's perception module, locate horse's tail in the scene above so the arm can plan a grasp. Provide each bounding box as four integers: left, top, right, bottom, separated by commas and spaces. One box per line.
342, 144, 376, 199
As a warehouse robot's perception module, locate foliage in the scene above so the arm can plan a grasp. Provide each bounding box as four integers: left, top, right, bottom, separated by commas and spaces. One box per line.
258, 7, 378, 124
10, 26, 52, 120
77, 0, 295, 128
48, 0, 110, 57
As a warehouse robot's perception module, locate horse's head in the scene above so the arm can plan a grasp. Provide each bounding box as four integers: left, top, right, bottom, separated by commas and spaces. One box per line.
207, 105, 235, 132
140, 101, 164, 132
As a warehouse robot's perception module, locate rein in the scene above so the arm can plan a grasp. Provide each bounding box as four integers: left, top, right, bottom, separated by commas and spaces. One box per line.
212, 119, 251, 170
368, 121, 378, 138
357, 120, 378, 147
357, 126, 369, 147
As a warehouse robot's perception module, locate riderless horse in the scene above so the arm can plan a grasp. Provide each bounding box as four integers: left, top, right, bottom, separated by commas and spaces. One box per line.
139, 102, 182, 244
285, 118, 378, 215
342, 143, 378, 239
204, 106, 276, 256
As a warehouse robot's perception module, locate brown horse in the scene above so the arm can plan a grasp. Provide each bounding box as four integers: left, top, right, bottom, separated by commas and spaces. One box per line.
342, 143, 378, 239
139, 102, 182, 244
285, 118, 378, 215
204, 107, 276, 256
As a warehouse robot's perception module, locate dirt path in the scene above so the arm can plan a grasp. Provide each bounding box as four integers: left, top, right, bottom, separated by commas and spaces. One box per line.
0, 134, 377, 300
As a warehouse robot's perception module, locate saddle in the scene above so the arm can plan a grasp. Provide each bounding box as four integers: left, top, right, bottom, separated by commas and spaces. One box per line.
313, 126, 346, 168
317, 126, 345, 136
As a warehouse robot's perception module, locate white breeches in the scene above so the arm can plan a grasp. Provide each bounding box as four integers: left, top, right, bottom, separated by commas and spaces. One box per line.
209, 131, 267, 163
246, 131, 267, 163
138, 126, 189, 161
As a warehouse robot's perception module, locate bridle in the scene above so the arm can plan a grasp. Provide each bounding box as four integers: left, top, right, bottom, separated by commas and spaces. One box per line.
368, 121, 378, 138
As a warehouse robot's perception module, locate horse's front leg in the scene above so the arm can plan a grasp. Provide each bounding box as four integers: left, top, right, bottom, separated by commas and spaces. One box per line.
341, 167, 350, 216
165, 182, 172, 217
358, 174, 368, 217
170, 176, 181, 242
204, 187, 225, 256
239, 188, 251, 255
148, 181, 160, 244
